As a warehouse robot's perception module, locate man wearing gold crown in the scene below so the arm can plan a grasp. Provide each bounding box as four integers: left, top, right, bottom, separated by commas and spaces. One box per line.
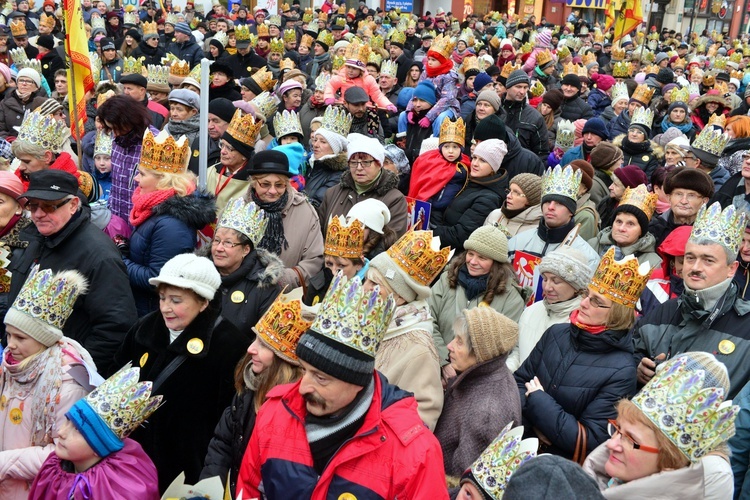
634, 203, 750, 399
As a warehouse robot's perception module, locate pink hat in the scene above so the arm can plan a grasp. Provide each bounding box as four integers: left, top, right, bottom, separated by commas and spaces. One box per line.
0, 63, 11, 85
591, 73, 615, 92
0, 171, 25, 201
276, 79, 303, 98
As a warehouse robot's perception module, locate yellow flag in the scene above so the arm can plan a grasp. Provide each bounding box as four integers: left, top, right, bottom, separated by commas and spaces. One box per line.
607, 0, 644, 44
63, 0, 94, 141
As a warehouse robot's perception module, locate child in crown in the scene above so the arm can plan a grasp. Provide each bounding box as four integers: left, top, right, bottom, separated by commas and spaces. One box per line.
29, 366, 161, 500
323, 46, 396, 112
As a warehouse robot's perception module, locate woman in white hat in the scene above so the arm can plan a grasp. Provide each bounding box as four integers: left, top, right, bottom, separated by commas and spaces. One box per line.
346, 198, 397, 260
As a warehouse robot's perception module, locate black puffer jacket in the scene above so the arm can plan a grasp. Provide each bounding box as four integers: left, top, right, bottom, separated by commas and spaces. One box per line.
501, 127, 546, 177
559, 94, 594, 121
131, 39, 167, 66
500, 98, 549, 161
303, 152, 348, 208
612, 134, 664, 179
515, 322, 637, 459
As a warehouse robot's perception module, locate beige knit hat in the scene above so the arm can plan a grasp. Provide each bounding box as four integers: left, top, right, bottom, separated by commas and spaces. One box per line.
464, 307, 518, 362
510, 173, 542, 206
464, 224, 509, 263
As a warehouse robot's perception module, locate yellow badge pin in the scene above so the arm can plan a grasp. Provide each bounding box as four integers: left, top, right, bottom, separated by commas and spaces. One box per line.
187, 338, 204, 354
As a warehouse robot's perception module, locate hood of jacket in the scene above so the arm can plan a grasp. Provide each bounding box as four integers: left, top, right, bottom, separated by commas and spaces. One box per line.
310, 151, 348, 172
596, 227, 657, 256
152, 190, 216, 230
340, 167, 400, 195
221, 247, 284, 289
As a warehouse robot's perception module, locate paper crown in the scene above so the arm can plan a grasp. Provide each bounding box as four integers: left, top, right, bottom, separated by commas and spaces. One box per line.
542, 164, 581, 202
325, 215, 365, 258
217, 197, 268, 246
282, 28, 296, 44
9, 18, 26, 37
122, 56, 145, 76
706, 113, 727, 131
344, 39, 371, 69
385, 230, 453, 287
467, 424, 538, 500
690, 202, 746, 256
371, 34, 384, 51
458, 28, 474, 46
269, 37, 284, 53
226, 108, 263, 147
332, 54, 345, 71
389, 29, 406, 46
632, 353, 738, 462
235, 24, 252, 42
613, 61, 633, 77
77, 365, 162, 440
90, 53, 102, 85
212, 30, 228, 48
251, 67, 278, 92
670, 86, 690, 104
123, 10, 138, 25
165, 12, 179, 24
94, 130, 114, 158
562, 61, 578, 76
310, 272, 396, 358
317, 30, 334, 47
300, 33, 314, 48
439, 117, 465, 147
279, 57, 295, 71
520, 42, 533, 54
91, 16, 106, 31
714, 80, 729, 96
529, 80, 545, 98
714, 57, 728, 70
39, 12, 55, 30
9, 47, 28, 67
581, 52, 597, 66
249, 91, 278, 120
631, 106, 654, 130
619, 185, 657, 220
335, 16, 347, 27
139, 129, 190, 175
146, 64, 169, 88
320, 106, 352, 138
367, 52, 382, 66
302, 7, 313, 22
557, 45, 571, 60
673, 57, 687, 69
273, 109, 303, 139
317, 11, 328, 22
314, 72, 332, 92
555, 119, 575, 151
142, 20, 157, 37
266, 14, 282, 27
428, 33, 455, 60
631, 83, 655, 105
98, 90, 115, 109
17, 109, 69, 152
691, 126, 729, 157
169, 59, 191, 77
500, 62, 521, 79
535, 49, 554, 67
731, 69, 744, 81
590, 247, 653, 307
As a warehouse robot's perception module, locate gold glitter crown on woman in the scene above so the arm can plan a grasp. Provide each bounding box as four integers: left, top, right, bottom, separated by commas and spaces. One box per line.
469, 424, 538, 499
325, 215, 366, 259
439, 117, 465, 147
139, 129, 190, 174
39, 12, 55, 30
226, 108, 263, 147
385, 230, 453, 287
254, 288, 315, 365
169, 59, 191, 77
619, 185, 657, 220
142, 21, 157, 37
217, 197, 268, 246
589, 247, 653, 307
9, 18, 26, 37
689, 202, 746, 256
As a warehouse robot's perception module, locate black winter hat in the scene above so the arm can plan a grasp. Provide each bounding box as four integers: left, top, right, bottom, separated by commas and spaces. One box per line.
120, 73, 148, 88
561, 73, 582, 90
208, 98, 236, 123
248, 149, 292, 177
36, 34, 55, 51
473, 114, 508, 142
125, 28, 142, 42
656, 67, 674, 85
614, 203, 650, 237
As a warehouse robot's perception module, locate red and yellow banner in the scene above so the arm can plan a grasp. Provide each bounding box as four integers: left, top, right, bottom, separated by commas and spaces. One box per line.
63, 0, 94, 139
605, 0, 644, 43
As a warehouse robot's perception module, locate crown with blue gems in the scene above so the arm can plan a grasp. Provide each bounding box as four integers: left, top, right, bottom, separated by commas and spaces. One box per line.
17, 109, 69, 152
94, 130, 114, 158
464, 424, 538, 499
630, 106, 654, 130
632, 352, 738, 462
147, 64, 169, 87
9, 47, 27, 67
217, 197, 268, 246
320, 106, 352, 137
273, 109, 303, 139
249, 91, 278, 120
309, 272, 396, 358
122, 56, 145, 75
380, 59, 398, 78
314, 72, 331, 91
590, 247, 653, 307
555, 120, 575, 151
541, 164, 581, 202
689, 202, 746, 256
325, 215, 365, 258
691, 127, 729, 157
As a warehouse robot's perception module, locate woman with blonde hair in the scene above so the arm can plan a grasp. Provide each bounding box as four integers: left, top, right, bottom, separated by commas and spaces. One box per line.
123, 130, 215, 316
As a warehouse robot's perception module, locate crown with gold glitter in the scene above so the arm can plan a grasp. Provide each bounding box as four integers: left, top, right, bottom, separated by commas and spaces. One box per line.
520, 41, 532, 54
529, 80, 545, 98
71, 365, 162, 442
169, 59, 191, 77
428, 33, 455, 60
371, 34, 384, 51
389, 28, 406, 46
302, 7, 313, 23
142, 20, 157, 38
691, 126, 729, 158
139, 129, 190, 175
562, 61, 577, 76
713, 57, 728, 70
554, 119, 575, 151
458, 28, 474, 47
309, 272, 396, 358
731, 69, 744, 81
235, 24, 252, 43
632, 352, 739, 463
706, 113, 727, 131
226, 109, 263, 147
17, 109, 69, 152
619, 185, 657, 220
611, 45, 626, 61
612, 61, 631, 78
300, 33, 314, 48
9, 18, 26, 37
122, 56, 145, 76
253, 287, 314, 364
673, 57, 687, 69
542, 164, 581, 202
344, 39, 371, 69
94, 130, 114, 158
690, 202, 746, 256
438, 116, 465, 147
250, 67, 277, 92
631, 106, 654, 130
368, 52, 382, 66
317, 11, 328, 22
535, 49, 554, 68
325, 215, 365, 258
385, 230, 453, 287
249, 91, 277, 120
335, 16, 347, 27
714, 80, 729, 96
589, 247, 653, 307
165, 12, 179, 25
669, 86, 690, 104
500, 62, 521, 79
317, 29, 334, 47
9, 47, 28, 67
268, 37, 283, 53
278, 58, 295, 72
556, 45, 571, 60
217, 197, 268, 246
273, 109, 303, 139
461, 55, 479, 75
281, 28, 296, 44
320, 106, 352, 137
332, 54, 345, 71
581, 52, 597, 67
631, 84, 655, 106
39, 12, 55, 30
467, 423, 538, 500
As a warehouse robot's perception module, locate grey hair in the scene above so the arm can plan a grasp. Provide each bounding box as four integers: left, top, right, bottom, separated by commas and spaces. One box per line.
688, 237, 737, 265
452, 314, 475, 357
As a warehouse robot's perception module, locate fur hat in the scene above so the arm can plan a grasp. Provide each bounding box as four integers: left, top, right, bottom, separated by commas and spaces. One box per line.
510, 173, 542, 206
663, 166, 714, 198
589, 142, 623, 171
464, 224, 509, 263
464, 307, 518, 363
536, 247, 593, 292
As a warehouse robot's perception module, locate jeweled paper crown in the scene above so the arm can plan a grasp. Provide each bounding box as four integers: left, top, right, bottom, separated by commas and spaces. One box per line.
367, 52, 382, 66
611, 45, 626, 61
251, 67, 277, 92
90, 53, 101, 85
613, 61, 632, 78
249, 91, 278, 120
91, 17, 106, 31
562, 61, 577, 76
142, 21, 157, 38
389, 29, 406, 46
39, 12, 55, 30
468, 424, 538, 500
385, 230, 453, 287
344, 39, 371, 69
165, 12, 179, 25
631, 83, 655, 105
542, 164, 581, 202
714, 57, 728, 70
17, 109, 69, 152
273, 109, 303, 139
670, 86, 690, 104
139, 129, 190, 175
632, 353, 739, 462
169, 59, 191, 77
9, 47, 28, 67
500, 62, 521, 79
689, 202, 746, 256
530, 80, 545, 98
439, 117, 465, 147
283, 28, 296, 44
317, 30, 334, 47
731, 69, 744, 81
631, 106, 654, 130
269, 37, 284, 54
520, 42, 532, 54
590, 247, 653, 307
335, 17, 347, 27
619, 185, 657, 220
692, 127, 729, 157
303, 7, 313, 23
314, 72, 331, 92
235, 24, 252, 42
147, 64, 169, 88
461, 55, 479, 75
122, 56, 145, 75
371, 34, 384, 51
265, 14, 282, 27
706, 113, 727, 131
581, 52, 597, 66
80, 365, 163, 440
555, 119, 575, 151
279, 58, 295, 71
310, 272, 396, 358
213, 30, 228, 48
458, 28, 474, 47
325, 215, 365, 258
226, 107, 264, 147
123, 11, 138, 26
254, 288, 313, 365
300, 33, 314, 48
535, 49, 554, 67
217, 197, 268, 246
320, 106, 352, 137
428, 33, 455, 60
9, 18, 26, 37
94, 130, 114, 158
557, 45, 571, 60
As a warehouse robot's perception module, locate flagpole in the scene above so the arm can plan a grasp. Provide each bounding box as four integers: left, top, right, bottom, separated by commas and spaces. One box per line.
65, 19, 84, 164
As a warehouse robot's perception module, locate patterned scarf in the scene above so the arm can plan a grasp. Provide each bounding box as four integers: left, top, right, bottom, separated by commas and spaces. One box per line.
251, 188, 289, 255
129, 187, 177, 227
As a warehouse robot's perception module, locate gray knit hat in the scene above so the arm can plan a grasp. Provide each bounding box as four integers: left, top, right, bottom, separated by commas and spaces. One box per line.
464, 224, 509, 263
505, 69, 530, 89
510, 173, 542, 206
464, 307, 518, 362
476, 88, 502, 112
369, 252, 429, 302
536, 247, 593, 292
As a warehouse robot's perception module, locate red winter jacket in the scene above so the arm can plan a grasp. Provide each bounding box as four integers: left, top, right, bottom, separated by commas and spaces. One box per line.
237, 372, 449, 500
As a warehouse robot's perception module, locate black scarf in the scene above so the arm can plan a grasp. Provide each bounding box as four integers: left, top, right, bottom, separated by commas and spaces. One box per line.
500, 202, 527, 220
621, 136, 651, 155
458, 265, 489, 301
251, 189, 289, 255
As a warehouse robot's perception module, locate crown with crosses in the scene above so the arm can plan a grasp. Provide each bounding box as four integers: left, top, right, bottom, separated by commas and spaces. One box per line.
325, 215, 365, 259
217, 197, 268, 246
139, 129, 190, 175
690, 202, 746, 256
320, 106, 352, 137
17, 108, 69, 152
590, 247, 654, 307
273, 109, 303, 139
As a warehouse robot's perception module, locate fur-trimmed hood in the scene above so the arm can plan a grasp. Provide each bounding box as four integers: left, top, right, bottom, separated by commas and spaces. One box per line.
339, 167, 400, 195
310, 151, 349, 172
153, 190, 217, 230
198, 245, 284, 289
612, 133, 665, 160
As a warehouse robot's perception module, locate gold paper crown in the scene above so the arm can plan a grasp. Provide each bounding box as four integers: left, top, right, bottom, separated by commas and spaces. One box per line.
226, 109, 263, 147
385, 230, 453, 287
139, 129, 190, 174
703, 73, 716, 87
389, 29, 406, 46
714, 57, 728, 70
643, 63, 659, 75
536, 49, 554, 67
367, 52, 382, 66
439, 117, 465, 147
577, 65, 588, 79
344, 39, 371, 68
253, 287, 313, 364
320, 106, 352, 137
371, 34, 384, 51
469, 424, 538, 500
520, 42, 533, 54
631, 84, 655, 105
94, 130, 114, 157
300, 33, 314, 48
632, 353, 739, 462
613, 61, 632, 78
611, 45, 626, 61
310, 272, 396, 358
279, 58, 295, 71
542, 164, 581, 202
631, 106, 654, 130
619, 185, 657, 220
562, 61, 577, 76
249, 92, 278, 120
461, 55, 479, 74
317, 30, 334, 48
500, 61, 521, 79
251, 67, 277, 92
335, 17, 347, 27
590, 247, 653, 307
581, 52, 597, 66
429, 33, 455, 60
555, 120, 575, 151
213, 30, 228, 47
122, 56, 145, 75
690, 202, 746, 255
217, 197, 268, 246
142, 21, 157, 38
692, 126, 729, 157
235, 24, 251, 42
302, 7, 313, 23
39, 12, 55, 30
670, 86, 690, 104
9, 18, 26, 37
169, 60, 191, 77
273, 109, 303, 139
332, 55, 345, 71
318, 11, 328, 22
281, 2, 290, 12
744, 46, 750, 57
146, 64, 169, 88
283, 28, 296, 44
673, 57, 687, 69
269, 37, 284, 53
337, 3, 345, 14
17, 109, 69, 152
557, 45, 571, 60
714, 80, 729, 96
706, 112, 727, 130
78, 365, 163, 440
458, 28, 474, 47
325, 215, 365, 258
256, 23, 270, 38
731, 69, 744, 81
530, 80, 545, 98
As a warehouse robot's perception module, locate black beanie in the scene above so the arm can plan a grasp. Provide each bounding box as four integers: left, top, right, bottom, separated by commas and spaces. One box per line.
36, 34, 55, 51
296, 330, 374, 387
614, 203, 650, 237
542, 193, 577, 218
561, 73, 582, 91
656, 67, 674, 85
208, 97, 236, 123
474, 114, 508, 142
126, 28, 142, 42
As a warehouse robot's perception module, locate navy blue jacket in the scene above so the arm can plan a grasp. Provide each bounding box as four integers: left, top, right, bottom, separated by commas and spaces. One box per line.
167, 37, 204, 68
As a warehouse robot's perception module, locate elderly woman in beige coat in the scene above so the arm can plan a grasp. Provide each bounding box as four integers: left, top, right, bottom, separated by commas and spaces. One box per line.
484, 173, 543, 237
244, 150, 324, 288
365, 230, 451, 431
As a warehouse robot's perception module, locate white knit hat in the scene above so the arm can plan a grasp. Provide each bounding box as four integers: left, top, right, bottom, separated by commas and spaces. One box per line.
313, 128, 347, 155
149, 254, 221, 300
347, 199, 391, 234
347, 133, 385, 165
473, 138, 508, 173
17, 67, 41, 88
419, 136, 440, 156
535, 247, 593, 292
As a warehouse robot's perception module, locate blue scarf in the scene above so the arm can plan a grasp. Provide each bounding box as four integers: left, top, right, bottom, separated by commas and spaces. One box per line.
661, 115, 693, 134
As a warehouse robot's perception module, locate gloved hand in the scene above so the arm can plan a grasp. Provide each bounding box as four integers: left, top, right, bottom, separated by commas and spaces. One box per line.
407, 111, 416, 124
114, 235, 130, 259
324, 98, 335, 105
386, 104, 398, 114
418, 117, 431, 128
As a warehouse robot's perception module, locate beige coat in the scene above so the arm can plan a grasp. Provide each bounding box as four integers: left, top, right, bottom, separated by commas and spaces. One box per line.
484, 204, 542, 237
207, 166, 251, 215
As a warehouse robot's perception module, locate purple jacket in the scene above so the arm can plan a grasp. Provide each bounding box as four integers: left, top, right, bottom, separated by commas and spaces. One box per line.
108, 125, 160, 222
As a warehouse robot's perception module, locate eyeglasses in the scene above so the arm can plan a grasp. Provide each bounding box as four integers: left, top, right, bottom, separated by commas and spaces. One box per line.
670, 190, 702, 201
348, 159, 375, 168
607, 420, 660, 454
26, 198, 72, 214
211, 239, 243, 248
256, 181, 286, 191
581, 289, 612, 309
219, 140, 236, 153
505, 188, 526, 197
16, 78, 35, 85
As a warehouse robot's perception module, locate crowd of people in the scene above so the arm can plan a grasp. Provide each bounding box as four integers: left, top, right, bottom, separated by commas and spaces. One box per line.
0, 0, 749, 498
